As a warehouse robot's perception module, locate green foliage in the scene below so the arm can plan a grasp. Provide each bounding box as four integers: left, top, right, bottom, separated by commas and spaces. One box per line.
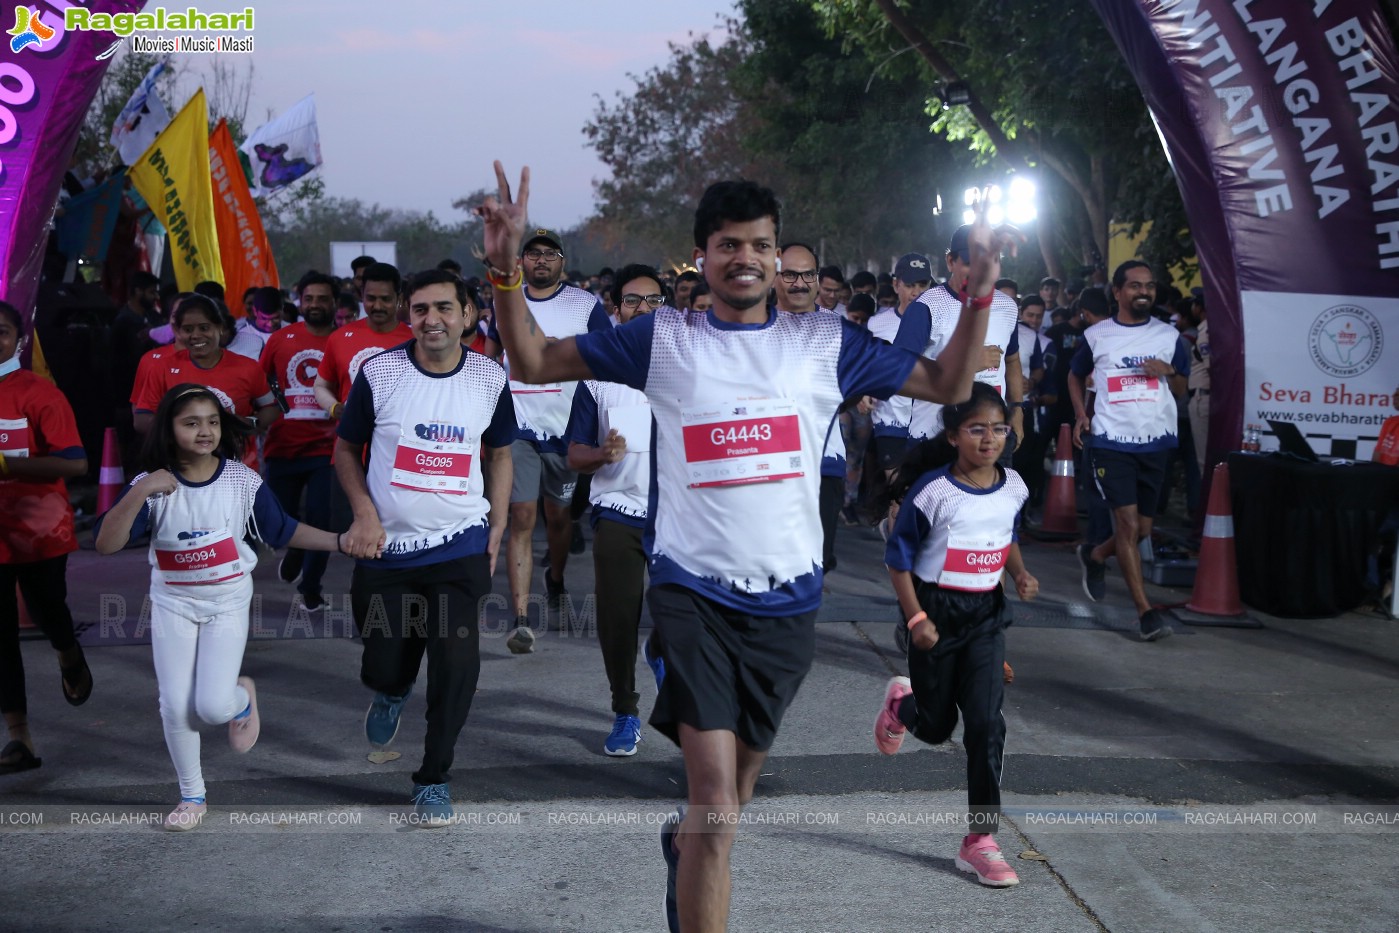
584, 1, 978, 271
806, 0, 1194, 272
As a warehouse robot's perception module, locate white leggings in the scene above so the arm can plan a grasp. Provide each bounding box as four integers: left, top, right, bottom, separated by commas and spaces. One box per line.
149, 576, 253, 800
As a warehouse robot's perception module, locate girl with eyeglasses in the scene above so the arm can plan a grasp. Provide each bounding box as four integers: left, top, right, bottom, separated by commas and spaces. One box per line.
872, 381, 1039, 888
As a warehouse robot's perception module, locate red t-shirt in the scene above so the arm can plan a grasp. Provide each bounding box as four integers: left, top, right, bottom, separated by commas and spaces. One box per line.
319, 320, 412, 405
259, 322, 336, 460
129, 345, 180, 407
133, 348, 274, 418
0, 370, 86, 562
1376, 415, 1399, 466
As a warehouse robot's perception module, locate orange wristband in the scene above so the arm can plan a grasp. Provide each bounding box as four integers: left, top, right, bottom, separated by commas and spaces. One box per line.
905, 611, 928, 630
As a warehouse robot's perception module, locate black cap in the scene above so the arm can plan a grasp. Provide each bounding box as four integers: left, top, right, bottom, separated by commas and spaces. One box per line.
522, 228, 564, 255
1040, 276, 1061, 288
893, 253, 933, 284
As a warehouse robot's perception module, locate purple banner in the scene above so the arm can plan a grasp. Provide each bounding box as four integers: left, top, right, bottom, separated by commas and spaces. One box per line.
1090, 0, 1399, 461
0, 0, 142, 332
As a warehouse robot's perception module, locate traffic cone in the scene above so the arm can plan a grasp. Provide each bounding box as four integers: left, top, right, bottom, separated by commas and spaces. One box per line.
96, 427, 124, 515
1184, 462, 1245, 617
1034, 424, 1078, 538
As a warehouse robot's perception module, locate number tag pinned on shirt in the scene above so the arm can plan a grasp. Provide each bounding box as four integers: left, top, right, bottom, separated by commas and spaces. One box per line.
154, 530, 243, 586
284, 389, 329, 420
680, 399, 804, 488
938, 531, 1011, 592
1105, 367, 1160, 404
390, 433, 475, 495
0, 417, 30, 457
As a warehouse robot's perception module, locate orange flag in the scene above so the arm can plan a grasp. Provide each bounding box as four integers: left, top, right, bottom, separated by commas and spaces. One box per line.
208, 119, 278, 314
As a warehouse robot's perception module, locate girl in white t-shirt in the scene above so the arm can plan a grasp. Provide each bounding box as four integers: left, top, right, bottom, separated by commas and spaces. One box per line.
874, 382, 1038, 888
95, 385, 364, 831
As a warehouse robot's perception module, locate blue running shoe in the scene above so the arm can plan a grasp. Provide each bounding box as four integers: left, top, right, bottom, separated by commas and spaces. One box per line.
411, 782, 453, 827
365, 686, 411, 747
604, 714, 642, 757
660, 806, 684, 933
643, 634, 665, 692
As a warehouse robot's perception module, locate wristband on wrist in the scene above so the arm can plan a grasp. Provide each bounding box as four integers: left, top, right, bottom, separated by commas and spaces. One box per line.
330, 402, 344, 419
959, 290, 994, 312
0, 452, 7, 474
487, 267, 523, 291
905, 610, 928, 630
337, 532, 347, 555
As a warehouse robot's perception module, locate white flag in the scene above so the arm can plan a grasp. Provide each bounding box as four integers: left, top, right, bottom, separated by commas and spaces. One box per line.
239, 93, 323, 196
110, 62, 171, 166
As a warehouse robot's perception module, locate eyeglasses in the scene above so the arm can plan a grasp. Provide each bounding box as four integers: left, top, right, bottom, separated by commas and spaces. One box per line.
778, 270, 818, 284
963, 424, 1012, 438
523, 248, 563, 262
619, 294, 665, 309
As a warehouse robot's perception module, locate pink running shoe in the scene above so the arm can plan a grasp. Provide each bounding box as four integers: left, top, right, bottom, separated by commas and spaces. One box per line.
874, 676, 913, 755
955, 834, 1020, 887
229, 676, 260, 753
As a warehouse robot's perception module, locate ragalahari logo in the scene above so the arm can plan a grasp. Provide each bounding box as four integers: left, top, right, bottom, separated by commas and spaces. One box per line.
8, 5, 55, 53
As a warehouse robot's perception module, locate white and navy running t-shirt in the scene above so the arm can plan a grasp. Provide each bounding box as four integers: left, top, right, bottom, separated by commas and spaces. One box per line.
885, 465, 1028, 591
97, 459, 296, 592
867, 307, 912, 441
338, 342, 515, 568
565, 380, 651, 529
1070, 315, 1189, 452
488, 283, 610, 453
896, 285, 1020, 441
575, 306, 918, 616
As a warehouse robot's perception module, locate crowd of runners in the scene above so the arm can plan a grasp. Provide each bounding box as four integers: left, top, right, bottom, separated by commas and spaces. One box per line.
1, 160, 1212, 933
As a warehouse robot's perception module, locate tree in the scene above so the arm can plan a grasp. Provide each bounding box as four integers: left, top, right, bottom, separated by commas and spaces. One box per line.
584, 28, 768, 268
808, 0, 1193, 275
585, 3, 977, 272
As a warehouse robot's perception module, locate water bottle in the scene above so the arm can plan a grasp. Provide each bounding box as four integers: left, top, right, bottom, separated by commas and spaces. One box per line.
1248, 424, 1261, 452
1242, 425, 1255, 452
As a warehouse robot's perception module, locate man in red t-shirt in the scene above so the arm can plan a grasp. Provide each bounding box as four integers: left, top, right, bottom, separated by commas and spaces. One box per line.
315, 263, 412, 417
261, 273, 343, 610
1375, 386, 1399, 467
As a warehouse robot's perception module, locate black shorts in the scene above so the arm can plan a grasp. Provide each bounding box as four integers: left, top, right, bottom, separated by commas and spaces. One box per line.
872, 435, 908, 471
1088, 446, 1169, 518
646, 584, 817, 752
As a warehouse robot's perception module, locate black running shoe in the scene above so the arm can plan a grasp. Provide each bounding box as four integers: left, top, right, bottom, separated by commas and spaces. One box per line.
278, 549, 304, 584
1078, 544, 1107, 602
1138, 608, 1175, 642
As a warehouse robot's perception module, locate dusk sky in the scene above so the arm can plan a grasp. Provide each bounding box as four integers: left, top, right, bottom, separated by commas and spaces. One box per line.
162, 0, 738, 228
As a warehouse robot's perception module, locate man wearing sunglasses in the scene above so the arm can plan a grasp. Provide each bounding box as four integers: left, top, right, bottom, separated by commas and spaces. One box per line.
484, 228, 612, 654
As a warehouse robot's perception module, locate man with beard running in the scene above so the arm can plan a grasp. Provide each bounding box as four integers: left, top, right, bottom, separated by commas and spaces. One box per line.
260, 273, 342, 611
483, 229, 611, 654
1070, 260, 1190, 642
314, 263, 412, 421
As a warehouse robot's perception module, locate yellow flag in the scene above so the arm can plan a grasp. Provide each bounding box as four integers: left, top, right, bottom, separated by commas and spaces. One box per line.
129, 89, 224, 291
